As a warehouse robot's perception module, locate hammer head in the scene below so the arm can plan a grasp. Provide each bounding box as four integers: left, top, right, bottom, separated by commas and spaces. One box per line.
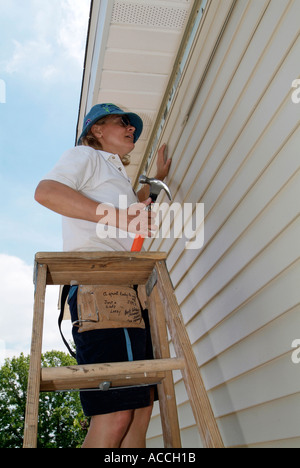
139, 175, 172, 203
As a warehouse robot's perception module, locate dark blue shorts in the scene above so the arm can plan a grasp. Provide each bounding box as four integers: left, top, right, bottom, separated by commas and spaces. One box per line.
68, 286, 158, 416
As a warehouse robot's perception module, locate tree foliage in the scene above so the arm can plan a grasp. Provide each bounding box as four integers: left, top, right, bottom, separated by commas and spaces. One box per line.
0, 351, 89, 448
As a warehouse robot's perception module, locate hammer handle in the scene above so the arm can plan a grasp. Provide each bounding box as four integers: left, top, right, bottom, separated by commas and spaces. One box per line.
131, 195, 155, 252
131, 235, 145, 252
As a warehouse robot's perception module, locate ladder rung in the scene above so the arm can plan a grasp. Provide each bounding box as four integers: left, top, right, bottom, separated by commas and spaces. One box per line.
40, 358, 185, 392
41, 373, 165, 392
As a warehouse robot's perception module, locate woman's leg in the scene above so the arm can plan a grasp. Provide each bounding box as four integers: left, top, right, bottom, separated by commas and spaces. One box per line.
121, 388, 155, 448
82, 410, 134, 448
82, 392, 154, 448
120, 404, 154, 448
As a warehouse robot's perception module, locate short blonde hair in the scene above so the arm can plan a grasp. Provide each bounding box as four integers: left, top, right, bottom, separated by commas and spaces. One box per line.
81, 119, 105, 151
81, 117, 131, 166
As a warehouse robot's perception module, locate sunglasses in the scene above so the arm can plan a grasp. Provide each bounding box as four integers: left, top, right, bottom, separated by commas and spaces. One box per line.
103, 114, 133, 128
120, 115, 131, 127
111, 115, 132, 127
100, 115, 135, 139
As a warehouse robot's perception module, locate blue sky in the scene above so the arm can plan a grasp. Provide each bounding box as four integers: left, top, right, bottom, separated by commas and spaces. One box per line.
0, 0, 91, 362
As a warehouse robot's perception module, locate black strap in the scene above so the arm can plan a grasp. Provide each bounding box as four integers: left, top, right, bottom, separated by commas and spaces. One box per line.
58, 285, 76, 359
133, 284, 145, 312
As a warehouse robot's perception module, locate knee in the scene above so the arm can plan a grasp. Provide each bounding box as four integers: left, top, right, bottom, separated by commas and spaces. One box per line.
110, 410, 134, 441
83, 411, 134, 448
134, 404, 154, 431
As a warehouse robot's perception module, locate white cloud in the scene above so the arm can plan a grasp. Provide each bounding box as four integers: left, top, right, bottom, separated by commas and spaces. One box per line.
3, 0, 90, 82
0, 254, 72, 365
5, 39, 54, 77
59, 0, 91, 66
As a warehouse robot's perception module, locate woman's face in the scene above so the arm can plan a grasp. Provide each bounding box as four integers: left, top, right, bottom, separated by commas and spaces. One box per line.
91, 115, 136, 157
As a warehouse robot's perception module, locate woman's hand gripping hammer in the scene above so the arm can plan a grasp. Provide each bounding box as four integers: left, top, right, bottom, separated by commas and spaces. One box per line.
131, 175, 172, 252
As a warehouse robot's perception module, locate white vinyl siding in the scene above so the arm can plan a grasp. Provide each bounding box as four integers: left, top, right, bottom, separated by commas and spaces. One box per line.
146, 0, 300, 448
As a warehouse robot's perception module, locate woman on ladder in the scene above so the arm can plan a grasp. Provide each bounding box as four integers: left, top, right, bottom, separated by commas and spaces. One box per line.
34, 103, 171, 448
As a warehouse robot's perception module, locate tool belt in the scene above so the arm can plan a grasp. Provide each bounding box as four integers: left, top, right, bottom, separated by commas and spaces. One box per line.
73, 285, 145, 333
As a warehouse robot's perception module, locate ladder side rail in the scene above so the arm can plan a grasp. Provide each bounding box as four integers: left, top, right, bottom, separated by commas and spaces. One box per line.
23, 263, 48, 449
155, 261, 224, 449
148, 283, 182, 448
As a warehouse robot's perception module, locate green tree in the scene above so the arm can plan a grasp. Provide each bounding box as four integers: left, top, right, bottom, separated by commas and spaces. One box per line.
0, 351, 89, 448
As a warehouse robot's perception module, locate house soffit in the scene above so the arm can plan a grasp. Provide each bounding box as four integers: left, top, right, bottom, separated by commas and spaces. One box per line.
78, 0, 196, 183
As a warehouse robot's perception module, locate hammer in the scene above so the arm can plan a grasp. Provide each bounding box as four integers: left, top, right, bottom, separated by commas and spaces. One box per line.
131, 175, 172, 252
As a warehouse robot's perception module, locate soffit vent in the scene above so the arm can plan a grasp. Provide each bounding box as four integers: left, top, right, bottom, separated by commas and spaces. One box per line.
111, 2, 189, 30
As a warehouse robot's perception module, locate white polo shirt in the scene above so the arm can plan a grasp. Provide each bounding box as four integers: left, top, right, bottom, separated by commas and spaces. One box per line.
43, 146, 138, 252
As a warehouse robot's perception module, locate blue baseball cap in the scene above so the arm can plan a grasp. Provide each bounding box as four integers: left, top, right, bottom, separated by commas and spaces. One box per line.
78, 103, 143, 145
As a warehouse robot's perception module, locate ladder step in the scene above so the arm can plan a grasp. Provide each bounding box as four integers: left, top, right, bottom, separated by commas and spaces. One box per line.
35, 251, 167, 286
40, 358, 185, 392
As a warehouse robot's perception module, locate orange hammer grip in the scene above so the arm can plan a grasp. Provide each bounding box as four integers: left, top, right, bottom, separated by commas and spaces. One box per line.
131, 235, 145, 252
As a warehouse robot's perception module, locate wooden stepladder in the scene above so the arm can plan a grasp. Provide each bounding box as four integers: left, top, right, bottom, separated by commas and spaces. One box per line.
23, 252, 224, 449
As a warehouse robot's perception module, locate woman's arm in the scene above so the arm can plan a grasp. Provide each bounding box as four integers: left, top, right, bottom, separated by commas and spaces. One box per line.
35, 180, 156, 237
35, 180, 101, 223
